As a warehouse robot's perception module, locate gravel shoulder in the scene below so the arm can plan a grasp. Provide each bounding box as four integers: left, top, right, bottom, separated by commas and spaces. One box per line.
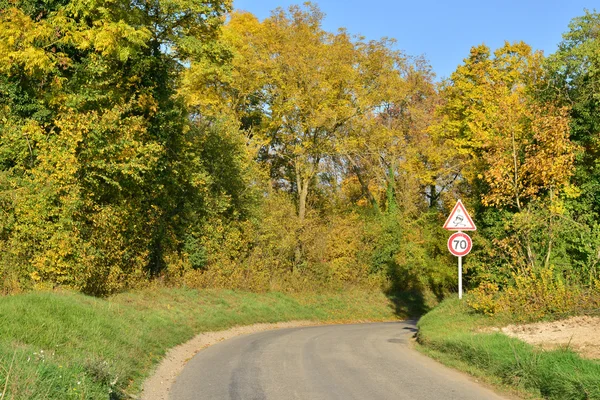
501, 316, 600, 359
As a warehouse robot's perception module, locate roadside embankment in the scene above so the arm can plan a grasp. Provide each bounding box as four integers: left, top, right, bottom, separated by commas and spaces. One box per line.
0, 288, 401, 399
416, 298, 600, 400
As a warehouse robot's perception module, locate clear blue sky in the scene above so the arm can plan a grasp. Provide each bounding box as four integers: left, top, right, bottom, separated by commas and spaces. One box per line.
233, 0, 595, 80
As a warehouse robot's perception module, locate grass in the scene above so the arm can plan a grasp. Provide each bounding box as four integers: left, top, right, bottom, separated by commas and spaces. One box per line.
0, 287, 401, 399
417, 298, 600, 400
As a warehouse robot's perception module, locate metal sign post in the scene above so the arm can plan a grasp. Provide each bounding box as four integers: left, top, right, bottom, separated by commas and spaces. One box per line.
448, 231, 471, 298
444, 201, 476, 300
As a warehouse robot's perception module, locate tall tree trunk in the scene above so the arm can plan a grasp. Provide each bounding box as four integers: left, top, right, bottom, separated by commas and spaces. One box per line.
512, 131, 536, 269
298, 177, 309, 222
386, 162, 396, 214
294, 160, 310, 269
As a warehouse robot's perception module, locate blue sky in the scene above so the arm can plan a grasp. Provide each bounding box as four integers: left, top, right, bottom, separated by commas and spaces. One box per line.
233, 0, 596, 80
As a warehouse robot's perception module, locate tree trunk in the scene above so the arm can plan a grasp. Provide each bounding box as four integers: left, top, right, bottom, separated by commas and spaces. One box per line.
298, 177, 309, 222
511, 131, 536, 269
386, 162, 396, 214
295, 158, 310, 222
544, 189, 554, 268
294, 160, 310, 269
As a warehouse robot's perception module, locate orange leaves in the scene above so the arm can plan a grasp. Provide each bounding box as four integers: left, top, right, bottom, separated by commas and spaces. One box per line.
480, 102, 576, 208
522, 104, 576, 196
437, 41, 577, 210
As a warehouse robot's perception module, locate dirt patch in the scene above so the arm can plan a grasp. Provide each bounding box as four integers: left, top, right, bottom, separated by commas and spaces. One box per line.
501, 316, 600, 359
140, 321, 321, 400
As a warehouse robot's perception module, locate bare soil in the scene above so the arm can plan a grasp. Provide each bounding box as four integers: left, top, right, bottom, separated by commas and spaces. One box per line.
140, 321, 321, 400
501, 316, 600, 359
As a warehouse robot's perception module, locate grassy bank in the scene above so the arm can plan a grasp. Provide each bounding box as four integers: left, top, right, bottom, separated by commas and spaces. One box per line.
417, 298, 600, 400
0, 288, 401, 399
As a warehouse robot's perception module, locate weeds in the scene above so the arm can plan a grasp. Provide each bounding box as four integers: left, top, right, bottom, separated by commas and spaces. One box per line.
418, 298, 600, 399
1, 351, 16, 400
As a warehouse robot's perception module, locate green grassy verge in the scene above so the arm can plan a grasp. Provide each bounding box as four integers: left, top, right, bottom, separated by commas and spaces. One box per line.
417, 298, 600, 400
0, 288, 401, 399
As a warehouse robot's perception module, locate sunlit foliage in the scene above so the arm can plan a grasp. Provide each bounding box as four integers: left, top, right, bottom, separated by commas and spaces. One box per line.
1, 1, 599, 310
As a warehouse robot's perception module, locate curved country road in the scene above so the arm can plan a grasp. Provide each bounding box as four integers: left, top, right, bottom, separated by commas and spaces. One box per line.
170, 321, 507, 400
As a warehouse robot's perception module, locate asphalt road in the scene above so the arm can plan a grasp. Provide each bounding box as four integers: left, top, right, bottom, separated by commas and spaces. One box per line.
170, 321, 507, 400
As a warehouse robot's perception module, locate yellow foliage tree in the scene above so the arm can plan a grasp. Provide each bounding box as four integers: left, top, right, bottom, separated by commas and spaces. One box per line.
434, 42, 577, 269
435, 42, 576, 210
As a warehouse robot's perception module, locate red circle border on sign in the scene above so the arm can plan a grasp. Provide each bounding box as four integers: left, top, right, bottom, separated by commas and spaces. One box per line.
447, 232, 472, 257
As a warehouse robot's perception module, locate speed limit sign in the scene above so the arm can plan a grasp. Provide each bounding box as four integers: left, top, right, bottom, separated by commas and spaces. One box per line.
447, 232, 472, 257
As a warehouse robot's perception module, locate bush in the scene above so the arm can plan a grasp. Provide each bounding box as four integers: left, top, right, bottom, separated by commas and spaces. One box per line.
468, 266, 600, 321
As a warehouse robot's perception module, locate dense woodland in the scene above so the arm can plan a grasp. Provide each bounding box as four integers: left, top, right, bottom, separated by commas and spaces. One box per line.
1, 1, 599, 315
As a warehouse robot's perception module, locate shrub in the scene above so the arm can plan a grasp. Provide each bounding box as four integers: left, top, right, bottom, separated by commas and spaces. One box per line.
468, 266, 600, 321
467, 282, 502, 316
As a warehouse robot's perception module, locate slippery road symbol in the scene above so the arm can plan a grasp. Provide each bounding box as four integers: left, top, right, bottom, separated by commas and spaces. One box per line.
443, 200, 476, 231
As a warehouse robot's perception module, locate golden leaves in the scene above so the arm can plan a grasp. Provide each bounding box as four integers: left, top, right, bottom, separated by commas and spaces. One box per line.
0, 7, 58, 75
437, 41, 577, 210
72, 19, 150, 61
0, 3, 151, 79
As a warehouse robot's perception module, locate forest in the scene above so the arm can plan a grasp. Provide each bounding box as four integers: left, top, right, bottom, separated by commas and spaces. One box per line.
1, 0, 599, 318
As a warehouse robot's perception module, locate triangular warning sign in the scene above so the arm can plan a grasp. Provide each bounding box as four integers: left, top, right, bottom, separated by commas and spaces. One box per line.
443, 200, 476, 231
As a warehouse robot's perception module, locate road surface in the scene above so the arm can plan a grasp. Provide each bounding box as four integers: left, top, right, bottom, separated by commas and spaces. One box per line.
170, 321, 507, 400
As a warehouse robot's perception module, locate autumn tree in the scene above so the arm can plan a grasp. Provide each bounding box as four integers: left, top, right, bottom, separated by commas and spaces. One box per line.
338, 57, 460, 216
188, 5, 406, 217
0, 0, 232, 294
183, 4, 414, 266
434, 42, 576, 274
436, 43, 575, 209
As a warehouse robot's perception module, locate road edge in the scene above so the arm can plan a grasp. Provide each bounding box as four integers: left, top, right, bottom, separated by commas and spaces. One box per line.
140, 318, 408, 400
140, 320, 324, 400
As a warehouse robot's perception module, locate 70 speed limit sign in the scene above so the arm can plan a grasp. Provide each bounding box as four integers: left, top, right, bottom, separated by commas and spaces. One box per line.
444, 200, 475, 300
447, 232, 472, 257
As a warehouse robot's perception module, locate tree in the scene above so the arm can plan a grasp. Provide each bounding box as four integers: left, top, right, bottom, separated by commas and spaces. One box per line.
183, 4, 415, 266
0, 0, 232, 293
340, 59, 455, 214
436, 42, 575, 210
434, 42, 576, 270
544, 11, 600, 222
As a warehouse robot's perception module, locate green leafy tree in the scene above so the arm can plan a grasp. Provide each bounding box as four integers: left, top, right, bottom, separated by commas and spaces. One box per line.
0, 0, 232, 294
544, 11, 600, 219
541, 10, 600, 282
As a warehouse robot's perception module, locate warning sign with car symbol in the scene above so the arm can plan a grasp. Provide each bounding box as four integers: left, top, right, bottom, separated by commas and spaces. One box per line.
443, 200, 476, 231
